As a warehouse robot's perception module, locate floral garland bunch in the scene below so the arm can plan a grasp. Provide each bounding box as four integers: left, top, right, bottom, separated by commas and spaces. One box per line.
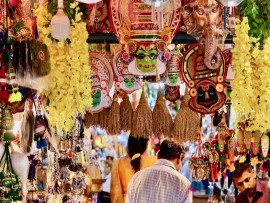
231, 17, 255, 118
231, 17, 270, 132
34, 2, 92, 130
247, 37, 270, 131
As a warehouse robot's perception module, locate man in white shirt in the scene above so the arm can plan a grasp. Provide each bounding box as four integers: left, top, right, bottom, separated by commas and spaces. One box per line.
126, 139, 192, 203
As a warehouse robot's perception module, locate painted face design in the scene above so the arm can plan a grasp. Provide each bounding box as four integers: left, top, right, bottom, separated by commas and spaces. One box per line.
135, 48, 158, 73
197, 83, 218, 108
168, 74, 179, 85
124, 77, 135, 89
91, 89, 101, 108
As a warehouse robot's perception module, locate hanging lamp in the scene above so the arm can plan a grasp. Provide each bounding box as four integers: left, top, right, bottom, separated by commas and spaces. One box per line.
143, 0, 170, 30
76, 0, 101, 4
143, 0, 170, 8
51, 0, 70, 40
216, 0, 243, 7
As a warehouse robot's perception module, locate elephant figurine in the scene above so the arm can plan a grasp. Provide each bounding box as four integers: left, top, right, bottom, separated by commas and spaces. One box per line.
182, 0, 227, 70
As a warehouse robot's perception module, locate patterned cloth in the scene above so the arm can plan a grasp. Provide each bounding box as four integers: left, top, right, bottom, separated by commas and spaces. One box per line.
236, 180, 270, 203
125, 159, 193, 203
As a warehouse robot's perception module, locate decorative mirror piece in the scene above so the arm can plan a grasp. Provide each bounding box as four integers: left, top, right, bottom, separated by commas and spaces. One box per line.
89, 52, 113, 113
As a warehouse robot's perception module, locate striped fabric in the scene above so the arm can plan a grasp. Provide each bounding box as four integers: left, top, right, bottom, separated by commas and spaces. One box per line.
126, 159, 193, 203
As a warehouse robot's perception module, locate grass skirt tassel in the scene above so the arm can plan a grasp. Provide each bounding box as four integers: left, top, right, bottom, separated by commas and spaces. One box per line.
153, 90, 173, 138
107, 94, 121, 135
173, 90, 200, 143
120, 94, 133, 132
132, 92, 152, 138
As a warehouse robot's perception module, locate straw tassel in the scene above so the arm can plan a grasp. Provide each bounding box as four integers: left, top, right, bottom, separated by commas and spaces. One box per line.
153, 90, 173, 138
87, 112, 100, 128
132, 91, 152, 138
120, 94, 133, 132
84, 111, 92, 129
99, 108, 109, 131
107, 94, 121, 135
173, 90, 200, 143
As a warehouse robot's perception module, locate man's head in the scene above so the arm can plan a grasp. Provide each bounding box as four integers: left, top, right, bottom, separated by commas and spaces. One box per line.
232, 161, 256, 197
158, 139, 185, 171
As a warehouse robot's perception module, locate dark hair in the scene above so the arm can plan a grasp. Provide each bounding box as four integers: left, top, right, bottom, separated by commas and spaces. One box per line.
127, 135, 149, 172
158, 139, 185, 160
231, 160, 253, 179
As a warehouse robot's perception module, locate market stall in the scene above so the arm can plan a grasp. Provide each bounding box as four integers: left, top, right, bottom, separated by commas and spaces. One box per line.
0, 0, 270, 202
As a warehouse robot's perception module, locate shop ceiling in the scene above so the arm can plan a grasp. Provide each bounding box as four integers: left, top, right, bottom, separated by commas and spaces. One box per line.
87, 32, 234, 44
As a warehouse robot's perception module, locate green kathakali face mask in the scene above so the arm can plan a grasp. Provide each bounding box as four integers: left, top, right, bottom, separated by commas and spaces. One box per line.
91, 89, 101, 108
124, 77, 135, 89
135, 49, 158, 73
168, 74, 179, 85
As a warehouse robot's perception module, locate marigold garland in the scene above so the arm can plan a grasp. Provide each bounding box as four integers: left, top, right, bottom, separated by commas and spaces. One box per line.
34, 2, 92, 130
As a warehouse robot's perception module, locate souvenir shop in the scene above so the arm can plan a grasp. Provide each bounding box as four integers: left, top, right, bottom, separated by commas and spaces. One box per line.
0, 0, 269, 202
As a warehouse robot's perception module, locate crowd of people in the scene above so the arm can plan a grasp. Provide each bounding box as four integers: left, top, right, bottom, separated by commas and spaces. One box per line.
97, 135, 270, 203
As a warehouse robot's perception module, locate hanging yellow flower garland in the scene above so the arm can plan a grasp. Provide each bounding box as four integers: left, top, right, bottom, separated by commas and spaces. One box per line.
231, 17, 270, 132
231, 18, 255, 116
34, 2, 92, 130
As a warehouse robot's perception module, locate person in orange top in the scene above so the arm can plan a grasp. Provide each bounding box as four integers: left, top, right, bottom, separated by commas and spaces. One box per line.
110, 135, 157, 203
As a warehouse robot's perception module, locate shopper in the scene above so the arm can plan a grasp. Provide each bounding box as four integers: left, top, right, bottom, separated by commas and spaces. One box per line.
125, 139, 192, 203
110, 135, 157, 203
232, 160, 270, 203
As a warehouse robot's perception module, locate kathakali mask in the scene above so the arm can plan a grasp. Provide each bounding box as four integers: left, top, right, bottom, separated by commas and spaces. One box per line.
90, 52, 113, 113
109, 0, 181, 77
180, 44, 229, 114
128, 43, 166, 76
165, 52, 182, 86
113, 50, 142, 94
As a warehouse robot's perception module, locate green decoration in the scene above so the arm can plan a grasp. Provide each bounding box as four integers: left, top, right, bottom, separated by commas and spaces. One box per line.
124, 77, 135, 89
135, 48, 158, 73
91, 89, 101, 108
168, 74, 179, 85
239, 0, 270, 44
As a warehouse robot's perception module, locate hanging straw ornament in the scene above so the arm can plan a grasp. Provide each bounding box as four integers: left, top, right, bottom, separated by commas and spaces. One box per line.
152, 89, 173, 138
99, 108, 109, 131
120, 94, 133, 132
91, 113, 100, 127
173, 90, 200, 143
84, 111, 92, 129
50, 0, 70, 40
132, 91, 153, 138
107, 93, 121, 135
84, 107, 101, 129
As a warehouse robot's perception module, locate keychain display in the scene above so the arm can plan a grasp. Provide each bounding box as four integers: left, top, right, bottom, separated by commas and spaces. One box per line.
0, 142, 23, 202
